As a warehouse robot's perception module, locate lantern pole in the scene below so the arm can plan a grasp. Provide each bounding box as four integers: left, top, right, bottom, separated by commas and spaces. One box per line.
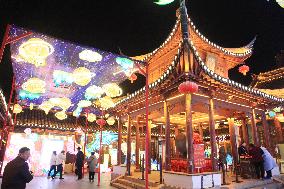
97, 110, 104, 186
0, 25, 11, 64
83, 110, 89, 178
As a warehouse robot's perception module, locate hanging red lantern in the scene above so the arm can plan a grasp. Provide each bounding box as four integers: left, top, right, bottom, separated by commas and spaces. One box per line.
96, 118, 106, 126
178, 81, 198, 94
129, 73, 137, 83
238, 65, 250, 76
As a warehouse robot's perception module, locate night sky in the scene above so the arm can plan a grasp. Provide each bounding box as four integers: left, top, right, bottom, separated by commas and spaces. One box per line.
0, 0, 283, 100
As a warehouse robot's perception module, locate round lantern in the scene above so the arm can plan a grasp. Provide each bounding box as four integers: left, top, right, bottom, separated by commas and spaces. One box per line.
13, 104, 22, 114
178, 81, 198, 94
129, 73, 137, 83
268, 111, 276, 118
87, 113, 96, 122
107, 117, 116, 125
24, 128, 32, 135
238, 65, 250, 76
96, 118, 106, 126
29, 103, 34, 110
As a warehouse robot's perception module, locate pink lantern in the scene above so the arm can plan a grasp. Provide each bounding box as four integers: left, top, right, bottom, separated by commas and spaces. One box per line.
178, 81, 198, 94
96, 118, 106, 126
238, 65, 250, 76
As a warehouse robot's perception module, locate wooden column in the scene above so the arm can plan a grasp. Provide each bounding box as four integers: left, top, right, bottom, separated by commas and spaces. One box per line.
126, 115, 132, 175
251, 109, 260, 146
228, 118, 238, 166
208, 98, 217, 171
274, 117, 284, 143
164, 100, 171, 171
174, 126, 179, 157
135, 117, 140, 170
117, 117, 122, 165
198, 124, 203, 139
261, 112, 271, 149
185, 94, 194, 173
241, 117, 249, 145
148, 120, 152, 174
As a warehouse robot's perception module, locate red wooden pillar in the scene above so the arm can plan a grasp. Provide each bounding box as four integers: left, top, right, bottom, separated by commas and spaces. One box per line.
185, 94, 194, 173
208, 98, 217, 171
135, 117, 140, 170
117, 117, 122, 165
241, 117, 249, 145
126, 115, 131, 175
261, 112, 271, 149
164, 101, 171, 171
274, 117, 284, 143
228, 118, 238, 167
148, 120, 152, 174
251, 109, 260, 146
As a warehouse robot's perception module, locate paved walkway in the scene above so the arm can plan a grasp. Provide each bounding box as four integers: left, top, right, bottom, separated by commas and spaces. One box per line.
0, 173, 115, 189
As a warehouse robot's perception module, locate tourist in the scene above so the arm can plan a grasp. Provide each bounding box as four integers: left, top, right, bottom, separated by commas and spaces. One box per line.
260, 147, 277, 179
1, 147, 33, 189
87, 152, 97, 182
218, 146, 226, 171
238, 142, 248, 157
248, 143, 264, 179
53, 150, 66, 179
48, 151, 57, 179
75, 147, 84, 180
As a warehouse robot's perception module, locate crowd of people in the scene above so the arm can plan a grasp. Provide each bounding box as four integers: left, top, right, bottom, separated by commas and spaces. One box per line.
1, 146, 98, 189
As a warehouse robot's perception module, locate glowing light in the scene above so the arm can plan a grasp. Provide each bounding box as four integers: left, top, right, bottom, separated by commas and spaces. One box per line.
19, 38, 54, 67
102, 83, 122, 98
268, 111, 276, 118
49, 97, 71, 110
30, 103, 34, 110
87, 113, 96, 122
79, 49, 102, 62
19, 90, 40, 100
105, 113, 110, 118
276, 0, 284, 8
115, 57, 134, 76
24, 128, 32, 135
154, 0, 174, 5
22, 78, 46, 94
72, 67, 94, 86
55, 111, 67, 120
73, 107, 82, 117
13, 104, 22, 114
96, 118, 106, 126
107, 116, 116, 125
53, 70, 73, 86
77, 100, 92, 108
85, 85, 104, 100
39, 101, 53, 114
99, 96, 115, 109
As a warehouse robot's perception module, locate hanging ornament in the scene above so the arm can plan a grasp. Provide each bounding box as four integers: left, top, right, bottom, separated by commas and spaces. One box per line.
72, 67, 94, 86
178, 81, 198, 94
107, 117, 116, 125
29, 103, 34, 110
39, 101, 53, 114
79, 49, 103, 62
85, 85, 104, 100
49, 97, 71, 110
13, 104, 22, 114
96, 118, 106, 126
102, 83, 123, 98
77, 100, 92, 108
238, 65, 250, 76
99, 96, 115, 109
87, 113, 96, 122
55, 111, 67, 120
22, 78, 46, 94
129, 73, 137, 83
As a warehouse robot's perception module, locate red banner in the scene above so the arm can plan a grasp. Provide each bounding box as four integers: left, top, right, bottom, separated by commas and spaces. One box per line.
194, 144, 205, 168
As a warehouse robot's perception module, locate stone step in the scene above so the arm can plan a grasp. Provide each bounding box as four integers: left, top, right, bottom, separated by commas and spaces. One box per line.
117, 178, 147, 189
112, 182, 133, 189
124, 175, 160, 187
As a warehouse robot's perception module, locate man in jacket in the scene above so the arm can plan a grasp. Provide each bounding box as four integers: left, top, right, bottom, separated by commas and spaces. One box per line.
53, 150, 66, 179
1, 147, 33, 189
75, 147, 84, 180
48, 151, 57, 178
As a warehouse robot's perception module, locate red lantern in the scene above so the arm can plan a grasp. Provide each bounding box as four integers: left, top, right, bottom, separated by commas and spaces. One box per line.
238, 65, 250, 76
129, 73, 137, 83
96, 118, 106, 126
178, 81, 198, 94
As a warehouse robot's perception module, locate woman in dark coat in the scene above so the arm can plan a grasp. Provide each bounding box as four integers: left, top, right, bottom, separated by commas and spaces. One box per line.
75, 147, 85, 180
1, 147, 33, 189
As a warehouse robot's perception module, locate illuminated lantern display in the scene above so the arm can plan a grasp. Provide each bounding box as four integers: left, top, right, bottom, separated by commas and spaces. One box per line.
18, 38, 54, 67
73, 108, 82, 117
79, 49, 102, 62
238, 65, 250, 76
19, 90, 40, 100
105, 113, 110, 118
129, 73, 137, 83
102, 83, 122, 98
115, 57, 134, 76
77, 100, 92, 108
154, 0, 175, 5
99, 96, 115, 109
49, 97, 71, 110
53, 70, 73, 86
276, 0, 284, 8
87, 113, 96, 122
55, 111, 67, 120
96, 118, 106, 126
24, 128, 32, 135
39, 101, 53, 114
29, 103, 34, 110
107, 116, 116, 125
268, 111, 276, 118
85, 85, 104, 100
178, 81, 198, 94
13, 104, 22, 114
22, 78, 46, 94
72, 67, 94, 86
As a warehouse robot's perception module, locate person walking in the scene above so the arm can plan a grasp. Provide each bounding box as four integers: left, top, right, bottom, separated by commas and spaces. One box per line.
87, 152, 97, 182
1, 147, 33, 189
260, 147, 277, 179
53, 150, 66, 179
48, 151, 57, 178
248, 143, 264, 179
75, 147, 84, 180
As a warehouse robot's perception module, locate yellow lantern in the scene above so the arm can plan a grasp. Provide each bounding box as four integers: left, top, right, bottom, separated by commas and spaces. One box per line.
55, 111, 67, 120
22, 78, 46, 94
107, 116, 116, 125
19, 38, 54, 67
39, 101, 53, 114
77, 100, 92, 108
13, 104, 22, 114
79, 49, 102, 62
30, 103, 34, 110
72, 67, 94, 86
85, 85, 104, 100
102, 83, 122, 98
105, 113, 110, 118
99, 96, 115, 109
49, 97, 71, 110
87, 113, 96, 122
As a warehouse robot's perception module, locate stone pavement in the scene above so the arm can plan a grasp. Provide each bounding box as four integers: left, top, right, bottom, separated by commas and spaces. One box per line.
0, 173, 115, 189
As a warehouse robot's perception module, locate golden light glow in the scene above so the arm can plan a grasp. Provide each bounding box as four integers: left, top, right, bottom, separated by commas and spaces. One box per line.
107, 116, 116, 125
39, 101, 53, 114
13, 104, 22, 114
77, 100, 92, 108
30, 103, 34, 110
276, 0, 284, 8
79, 49, 102, 62
72, 67, 94, 86
87, 113, 96, 122
99, 96, 115, 109
22, 78, 46, 94
85, 85, 104, 99
55, 111, 67, 120
105, 113, 110, 118
19, 38, 54, 67
49, 97, 71, 110
102, 83, 122, 98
